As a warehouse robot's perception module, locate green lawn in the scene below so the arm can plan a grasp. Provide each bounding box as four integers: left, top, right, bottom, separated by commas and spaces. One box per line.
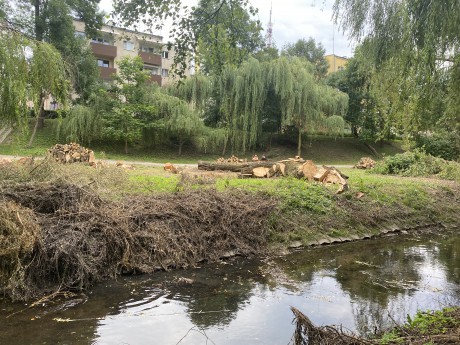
0, 119, 403, 164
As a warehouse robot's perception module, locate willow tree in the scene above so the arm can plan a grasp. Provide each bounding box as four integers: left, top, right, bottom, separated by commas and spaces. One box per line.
28, 40, 69, 146
0, 29, 69, 143
0, 31, 29, 130
214, 58, 267, 154
269, 57, 348, 157
333, 0, 460, 135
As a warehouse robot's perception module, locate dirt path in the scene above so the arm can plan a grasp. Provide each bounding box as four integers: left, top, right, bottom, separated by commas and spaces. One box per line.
0, 154, 353, 169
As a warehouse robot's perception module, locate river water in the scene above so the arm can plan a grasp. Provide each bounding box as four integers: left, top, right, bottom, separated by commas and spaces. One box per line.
1, 233, 459, 345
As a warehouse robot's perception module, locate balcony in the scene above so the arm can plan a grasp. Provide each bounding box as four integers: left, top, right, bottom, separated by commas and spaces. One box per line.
90, 42, 117, 58
149, 74, 162, 86
139, 51, 162, 66
99, 67, 117, 80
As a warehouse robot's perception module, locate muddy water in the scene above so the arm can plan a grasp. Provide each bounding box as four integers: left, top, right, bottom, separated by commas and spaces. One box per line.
1, 233, 459, 345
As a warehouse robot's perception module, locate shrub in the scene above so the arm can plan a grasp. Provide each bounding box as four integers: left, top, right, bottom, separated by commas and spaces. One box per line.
373, 149, 460, 182
415, 131, 460, 161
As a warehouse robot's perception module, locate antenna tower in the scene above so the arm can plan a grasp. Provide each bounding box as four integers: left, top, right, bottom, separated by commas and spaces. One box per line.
266, 2, 273, 48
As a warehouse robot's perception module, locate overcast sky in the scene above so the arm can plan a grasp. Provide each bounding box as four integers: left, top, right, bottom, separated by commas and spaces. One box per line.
99, 0, 354, 57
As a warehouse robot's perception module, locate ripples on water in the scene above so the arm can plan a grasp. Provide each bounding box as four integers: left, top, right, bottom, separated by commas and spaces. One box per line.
1, 233, 459, 344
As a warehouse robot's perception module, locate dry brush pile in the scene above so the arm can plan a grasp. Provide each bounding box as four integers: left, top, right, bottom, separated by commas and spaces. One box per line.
0, 181, 276, 301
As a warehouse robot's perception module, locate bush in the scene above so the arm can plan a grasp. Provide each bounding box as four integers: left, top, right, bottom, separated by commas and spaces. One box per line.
415, 132, 460, 161
373, 149, 460, 181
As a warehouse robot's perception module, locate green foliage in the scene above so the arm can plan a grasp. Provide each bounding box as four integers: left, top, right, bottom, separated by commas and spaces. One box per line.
0, 32, 29, 129
194, 0, 263, 75
373, 149, 460, 181
113, 0, 262, 78
281, 37, 329, 79
333, 0, 460, 139
405, 308, 458, 335
59, 105, 102, 144
415, 132, 460, 161
0, 30, 69, 136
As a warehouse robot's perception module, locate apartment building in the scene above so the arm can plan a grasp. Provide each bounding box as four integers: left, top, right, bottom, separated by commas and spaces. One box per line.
325, 54, 348, 74
73, 19, 189, 86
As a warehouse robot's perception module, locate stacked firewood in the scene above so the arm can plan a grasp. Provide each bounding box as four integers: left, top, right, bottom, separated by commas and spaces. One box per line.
355, 157, 376, 169
48, 143, 95, 164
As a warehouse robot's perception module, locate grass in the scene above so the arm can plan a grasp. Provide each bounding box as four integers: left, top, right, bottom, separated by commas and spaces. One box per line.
1, 119, 403, 165
121, 164, 460, 246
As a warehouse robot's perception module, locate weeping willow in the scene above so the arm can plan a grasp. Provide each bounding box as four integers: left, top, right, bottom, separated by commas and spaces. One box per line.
269, 57, 347, 156
216, 58, 267, 153
168, 74, 212, 114
0, 32, 29, 130
59, 105, 103, 144
165, 56, 347, 155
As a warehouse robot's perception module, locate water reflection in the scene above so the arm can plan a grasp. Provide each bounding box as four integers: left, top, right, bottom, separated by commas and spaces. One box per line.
0, 233, 458, 344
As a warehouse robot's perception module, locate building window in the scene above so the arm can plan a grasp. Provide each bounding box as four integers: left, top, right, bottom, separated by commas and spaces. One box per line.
162, 51, 169, 59
75, 31, 85, 38
338, 66, 344, 71
123, 41, 135, 51
144, 64, 160, 75
162, 68, 169, 77
97, 59, 110, 68
91, 37, 111, 45
141, 46, 157, 54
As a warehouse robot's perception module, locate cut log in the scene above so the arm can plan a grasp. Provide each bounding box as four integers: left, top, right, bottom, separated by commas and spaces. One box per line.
278, 162, 286, 176
252, 167, 270, 178
314, 167, 329, 182
301, 160, 318, 181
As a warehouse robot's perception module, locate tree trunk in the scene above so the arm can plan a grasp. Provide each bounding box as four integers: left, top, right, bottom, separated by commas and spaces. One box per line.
124, 138, 128, 154
34, 0, 43, 41
178, 141, 184, 156
198, 161, 273, 172
297, 127, 302, 157
27, 96, 45, 147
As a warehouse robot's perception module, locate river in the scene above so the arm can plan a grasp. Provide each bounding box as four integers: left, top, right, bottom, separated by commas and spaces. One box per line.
1, 232, 459, 344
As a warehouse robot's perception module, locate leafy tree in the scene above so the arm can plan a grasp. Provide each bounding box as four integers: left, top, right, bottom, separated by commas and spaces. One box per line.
7, 0, 102, 102
9, 0, 103, 41
27, 39, 70, 146
253, 46, 279, 63
0, 29, 69, 143
104, 56, 156, 154
270, 57, 348, 156
282, 38, 329, 80
333, 0, 460, 136
326, 46, 379, 140
193, 0, 264, 75
113, 0, 262, 78
0, 31, 30, 130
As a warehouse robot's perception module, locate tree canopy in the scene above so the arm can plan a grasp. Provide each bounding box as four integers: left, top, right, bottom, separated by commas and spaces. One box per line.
113, 0, 263, 77
333, 0, 460, 135
281, 38, 329, 79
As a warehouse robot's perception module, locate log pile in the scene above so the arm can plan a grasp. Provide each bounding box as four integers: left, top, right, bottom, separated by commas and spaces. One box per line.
48, 143, 95, 164
198, 158, 349, 193
355, 157, 376, 169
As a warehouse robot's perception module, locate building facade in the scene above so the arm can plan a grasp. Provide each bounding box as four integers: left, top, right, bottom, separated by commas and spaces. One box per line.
73, 20, 189, 86
325, 54, 348, 74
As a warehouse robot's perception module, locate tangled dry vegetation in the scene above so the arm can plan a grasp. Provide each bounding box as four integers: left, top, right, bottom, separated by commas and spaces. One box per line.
291, 307, 460, 345
0, 159, 276, 301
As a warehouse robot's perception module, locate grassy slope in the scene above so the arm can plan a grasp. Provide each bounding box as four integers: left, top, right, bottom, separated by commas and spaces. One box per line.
124, 165, 460, 248
0, 119, 403, 164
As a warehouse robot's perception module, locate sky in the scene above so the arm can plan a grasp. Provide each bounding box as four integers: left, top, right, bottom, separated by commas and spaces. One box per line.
99, 0, 354, 58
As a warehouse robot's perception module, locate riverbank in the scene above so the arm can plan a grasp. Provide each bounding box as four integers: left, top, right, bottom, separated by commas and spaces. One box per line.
0, 158, 459, 301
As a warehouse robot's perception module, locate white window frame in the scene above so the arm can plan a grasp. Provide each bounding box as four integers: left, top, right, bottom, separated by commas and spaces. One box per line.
162, 51, 169, 59
123, 41, 135, 51
162, 68, 169, 77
